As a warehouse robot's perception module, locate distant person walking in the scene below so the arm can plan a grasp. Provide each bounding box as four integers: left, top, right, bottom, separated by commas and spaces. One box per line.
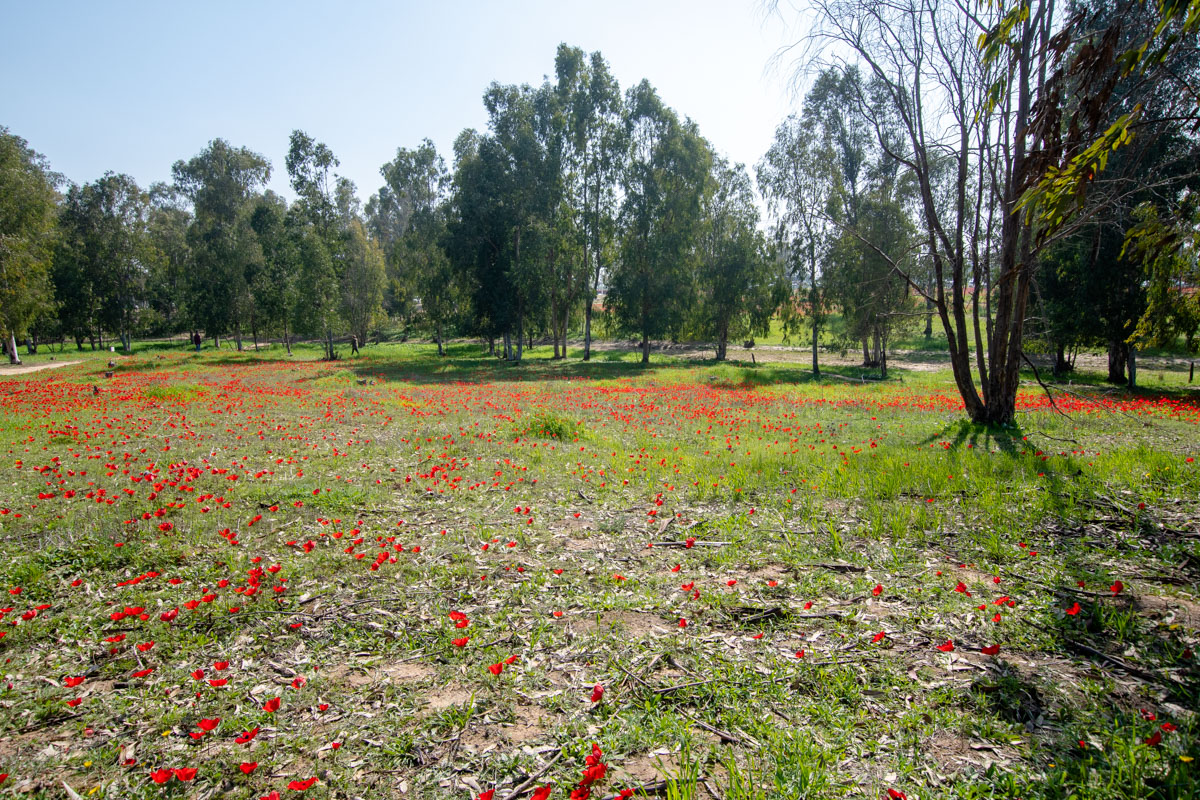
350, 334, 360, 356
192, 332, 202, 351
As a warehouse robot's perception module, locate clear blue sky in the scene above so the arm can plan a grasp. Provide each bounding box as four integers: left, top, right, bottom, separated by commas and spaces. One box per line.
2, 1, 808, 202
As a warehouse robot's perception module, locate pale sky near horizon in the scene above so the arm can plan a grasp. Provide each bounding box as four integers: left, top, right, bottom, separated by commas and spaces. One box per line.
2, 1, 812, 204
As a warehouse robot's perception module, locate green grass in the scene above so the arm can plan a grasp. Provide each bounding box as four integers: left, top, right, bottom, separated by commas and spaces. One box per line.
0, 342, 1197, 799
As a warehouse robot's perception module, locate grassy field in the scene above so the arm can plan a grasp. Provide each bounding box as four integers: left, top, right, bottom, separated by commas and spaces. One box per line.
1, 342, 1198, 800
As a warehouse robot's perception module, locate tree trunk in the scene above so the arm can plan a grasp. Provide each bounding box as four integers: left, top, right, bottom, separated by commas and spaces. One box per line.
641, 332, 650, 364
861, 338, 870, 366
1107, 339, 1128, 384
284, 319, 292, 355
6, 330, 20, 365
515, 319, 524, 364
252, 320, 259, 351
326, 328, 334, 360
924, 298, 933, 339
562, 305, 570, 360
1053, 342, 1069, 376
716, 322, 727, 361
1128, 346, 1137, 389
811, 324, 820, 377
213, 333, 220, 350
235, 324, 243, 352
436, 320, 444, 357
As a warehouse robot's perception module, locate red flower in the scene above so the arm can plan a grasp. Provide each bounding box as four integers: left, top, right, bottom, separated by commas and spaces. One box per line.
131, 668, 155, 678
1145, 731, 1162, 747
198, 717, 220, 732
887, 790, 908, 800
66, 697, 83, 707
136, 641, 155, 652
590, 684, 604, 703
64, 676, 85, 688
678, 618, 687, 628
234, 726, 260, 744
872, 584, 883, 597
1065, 602, 1082, 615
288, 776, 318, 791
532, 786, 553, 800
488, 663, 503, 676
452, 637, 469, 647
478, 791, 495, 800
936, 640, 955, 652
191, 669, 204, 680
954, 581, 971, 596
262, 696, 281, 713
208, 679, 228, 687
173, 767, 197, 781
291, 677, 306, 689
239, 762, 258, 774
795, 649, 805, 658
150, 768, 173, 784
213, 660, 229, 670
160, 608, 179, 622
1110, 580, 1124, 596
981, 644, 1000, 656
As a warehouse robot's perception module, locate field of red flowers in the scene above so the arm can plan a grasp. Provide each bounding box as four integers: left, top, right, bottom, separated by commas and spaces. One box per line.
1, 349, 1197, 800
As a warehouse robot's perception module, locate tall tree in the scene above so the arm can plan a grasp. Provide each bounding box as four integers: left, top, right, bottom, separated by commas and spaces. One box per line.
609, 81, 712, 364
286, 131, 350, 359
143, 183, 193, 336
775, 0, 1066, 422
246, 191, 297, 353
697, 158, 783, 360
0, 127, 58, 364
172, 139, 271, 349
340, 219, 386, 347
758, 113, 840, 375
375, 140, 455, 348
54, 173, 150, 352
553, 45, 625, 361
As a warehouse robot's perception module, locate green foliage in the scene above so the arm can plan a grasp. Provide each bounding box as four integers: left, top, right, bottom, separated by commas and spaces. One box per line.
0, 126, 58, 358
608, 81, 712, 363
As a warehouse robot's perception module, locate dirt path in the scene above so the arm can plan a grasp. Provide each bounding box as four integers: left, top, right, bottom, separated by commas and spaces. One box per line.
0, 360, 79, 377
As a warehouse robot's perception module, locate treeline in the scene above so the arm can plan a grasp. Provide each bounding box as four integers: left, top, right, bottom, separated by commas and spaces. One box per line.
1, 43, 941, 370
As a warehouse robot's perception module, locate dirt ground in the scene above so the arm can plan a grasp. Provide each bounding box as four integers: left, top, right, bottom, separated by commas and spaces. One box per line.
0, 360, 78, 377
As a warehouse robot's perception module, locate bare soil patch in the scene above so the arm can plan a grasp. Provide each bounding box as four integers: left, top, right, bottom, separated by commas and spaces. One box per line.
0, 360, 78, 377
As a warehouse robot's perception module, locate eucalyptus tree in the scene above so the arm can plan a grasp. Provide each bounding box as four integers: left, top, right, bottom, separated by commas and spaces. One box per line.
172, 138, 271, 349
286, 131, 368, 359
374, 140, 456, 349
144, 183, 193, 336
553, 45, 625, 360
758, 113, 840, 375
54, 173, 150, 351
341, 219, 386, 347
697, 158, 783, 360
0, 128, 58, 364
609, 81, 713, 364
484, 80, 563, 363
246, 191, 297, 352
